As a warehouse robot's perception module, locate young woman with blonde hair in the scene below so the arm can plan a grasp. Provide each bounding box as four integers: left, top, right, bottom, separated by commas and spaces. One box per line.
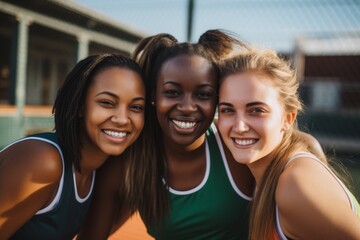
218, 47, 360, 239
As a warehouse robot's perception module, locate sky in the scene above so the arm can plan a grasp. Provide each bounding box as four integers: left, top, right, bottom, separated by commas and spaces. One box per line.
73, 0, 360, 53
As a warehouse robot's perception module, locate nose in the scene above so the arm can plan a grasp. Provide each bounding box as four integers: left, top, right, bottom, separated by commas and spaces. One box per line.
233, 114, 249, 133
178, 94, 197, 113
111, 106, 130, 125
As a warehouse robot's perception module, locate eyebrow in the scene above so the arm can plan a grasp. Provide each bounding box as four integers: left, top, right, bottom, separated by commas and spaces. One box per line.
96, 91, 119, 98
96, 91, 145, 101
218, 102, 233, 107
246, 101, 264, 107
133, 97, 146, 102
218, 101, 265, 107
162, 81, 180, 87
162, 81, 216, 89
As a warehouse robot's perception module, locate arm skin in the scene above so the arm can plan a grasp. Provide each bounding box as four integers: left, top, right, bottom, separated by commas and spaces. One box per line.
0, 140, 62, 239
77, 156, 132, 240
276, 156, 360, 240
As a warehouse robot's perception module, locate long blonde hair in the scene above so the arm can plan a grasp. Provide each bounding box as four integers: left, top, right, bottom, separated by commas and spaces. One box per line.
220, 48, 325, 239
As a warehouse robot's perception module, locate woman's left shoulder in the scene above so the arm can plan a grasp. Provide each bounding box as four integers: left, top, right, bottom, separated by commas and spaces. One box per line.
276, 155, 347, 208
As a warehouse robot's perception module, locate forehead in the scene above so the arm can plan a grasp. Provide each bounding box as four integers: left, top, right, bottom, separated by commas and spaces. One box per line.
220, 71, 279, 102
90, 67, 144, 94
158, 55, 217, 86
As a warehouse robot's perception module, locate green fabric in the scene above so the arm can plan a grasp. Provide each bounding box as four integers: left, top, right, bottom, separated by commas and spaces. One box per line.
9, 132, 94, 240
145, 125, 251, 240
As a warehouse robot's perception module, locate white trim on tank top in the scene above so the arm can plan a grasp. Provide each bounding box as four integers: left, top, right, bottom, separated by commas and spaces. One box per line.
166, 138, 211, 195
211, 123, 252, 201
0, 136, 65, 215
275, 151, 356, 240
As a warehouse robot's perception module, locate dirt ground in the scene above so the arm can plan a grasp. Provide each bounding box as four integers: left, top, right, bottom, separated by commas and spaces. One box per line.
109, 212, 154, 240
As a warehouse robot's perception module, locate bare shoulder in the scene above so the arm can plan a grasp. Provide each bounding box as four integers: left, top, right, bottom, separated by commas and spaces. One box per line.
276, 156, 328, 205
0, 139, 63, 237
0, 139, 63, 183
275, 155, 360, 239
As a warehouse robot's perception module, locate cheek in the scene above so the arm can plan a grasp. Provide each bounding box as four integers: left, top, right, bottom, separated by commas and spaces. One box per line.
218, 118, 234, 143
260, 117, 284, 139
200, 100, 217, 116
156, 97, 172, 114
135, 113, 145, 131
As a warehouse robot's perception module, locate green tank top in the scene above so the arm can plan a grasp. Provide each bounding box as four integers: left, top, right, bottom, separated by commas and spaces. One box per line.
7, 132, 95, 240
144, 124, 252, 240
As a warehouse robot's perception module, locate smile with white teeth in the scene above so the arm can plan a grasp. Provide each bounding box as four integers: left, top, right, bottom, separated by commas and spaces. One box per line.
172, 120, 196, 129
234, 139, 256, 146
103, 130, 127, 138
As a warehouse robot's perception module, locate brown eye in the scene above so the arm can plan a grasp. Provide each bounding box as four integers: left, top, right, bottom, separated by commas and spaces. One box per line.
130, 104, 144, 112
98, 100, 115, 107
196, 91, 213, 100
164, 90, 180, 97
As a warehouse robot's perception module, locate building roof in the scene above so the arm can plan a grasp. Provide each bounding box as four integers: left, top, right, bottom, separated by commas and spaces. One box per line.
0, 0, 146, 51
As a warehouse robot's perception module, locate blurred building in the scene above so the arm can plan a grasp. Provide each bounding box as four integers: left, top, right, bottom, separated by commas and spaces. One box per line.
0, 0, 145, 147
294, 34, 360, 158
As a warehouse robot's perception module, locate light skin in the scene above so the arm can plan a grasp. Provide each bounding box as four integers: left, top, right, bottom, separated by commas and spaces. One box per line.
218, 70, 293, 183
218, 70, 360, 239
0, 66, 145, 239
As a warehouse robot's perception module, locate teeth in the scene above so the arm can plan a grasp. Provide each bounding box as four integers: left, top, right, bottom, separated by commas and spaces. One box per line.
172, 120, 196, 129
234, 139, 256, 146
104, 130, 127, 138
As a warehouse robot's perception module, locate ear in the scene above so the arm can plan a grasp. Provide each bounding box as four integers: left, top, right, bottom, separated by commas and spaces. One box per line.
282, 111, 296, 131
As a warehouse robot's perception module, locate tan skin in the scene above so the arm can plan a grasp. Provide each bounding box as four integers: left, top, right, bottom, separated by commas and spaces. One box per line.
0, 67, 145, 239
78, 55, 325, 239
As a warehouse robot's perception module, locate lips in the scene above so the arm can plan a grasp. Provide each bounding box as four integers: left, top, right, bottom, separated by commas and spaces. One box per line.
103, 130, 128, 138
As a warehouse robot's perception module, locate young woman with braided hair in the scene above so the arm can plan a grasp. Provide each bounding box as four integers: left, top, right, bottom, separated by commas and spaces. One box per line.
0, 53, 145, 240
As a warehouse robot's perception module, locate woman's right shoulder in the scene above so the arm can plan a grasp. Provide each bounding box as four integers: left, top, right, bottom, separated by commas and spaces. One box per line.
1, 138, 63, 183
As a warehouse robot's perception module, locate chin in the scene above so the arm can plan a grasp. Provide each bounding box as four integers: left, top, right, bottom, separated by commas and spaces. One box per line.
104, 146, 128, 156
231, 152, 253, 165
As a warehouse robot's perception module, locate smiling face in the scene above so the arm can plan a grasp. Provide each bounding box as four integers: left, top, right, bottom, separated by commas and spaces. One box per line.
218, 70, 292, 167
155, 54, 217, 146
83, 66, 145, 157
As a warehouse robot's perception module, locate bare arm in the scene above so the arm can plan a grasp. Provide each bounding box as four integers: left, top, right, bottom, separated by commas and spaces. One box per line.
276, 156, 360, 240
77, 156, 131, 240
0, 140, 62, 239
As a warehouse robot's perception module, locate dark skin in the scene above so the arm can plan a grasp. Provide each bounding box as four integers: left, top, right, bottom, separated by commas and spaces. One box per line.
78, 54, 325, 239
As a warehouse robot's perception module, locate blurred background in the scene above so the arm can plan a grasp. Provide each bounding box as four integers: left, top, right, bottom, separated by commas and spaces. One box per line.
0, 0, 359, 214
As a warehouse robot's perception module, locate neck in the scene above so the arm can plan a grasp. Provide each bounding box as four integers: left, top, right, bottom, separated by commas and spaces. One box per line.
248, 149, 278, 189
78, 143, 109, 175
163, 134, 206, 160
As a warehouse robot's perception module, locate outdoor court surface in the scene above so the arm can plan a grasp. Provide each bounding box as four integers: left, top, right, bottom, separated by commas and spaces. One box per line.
109, 212, 154, 240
